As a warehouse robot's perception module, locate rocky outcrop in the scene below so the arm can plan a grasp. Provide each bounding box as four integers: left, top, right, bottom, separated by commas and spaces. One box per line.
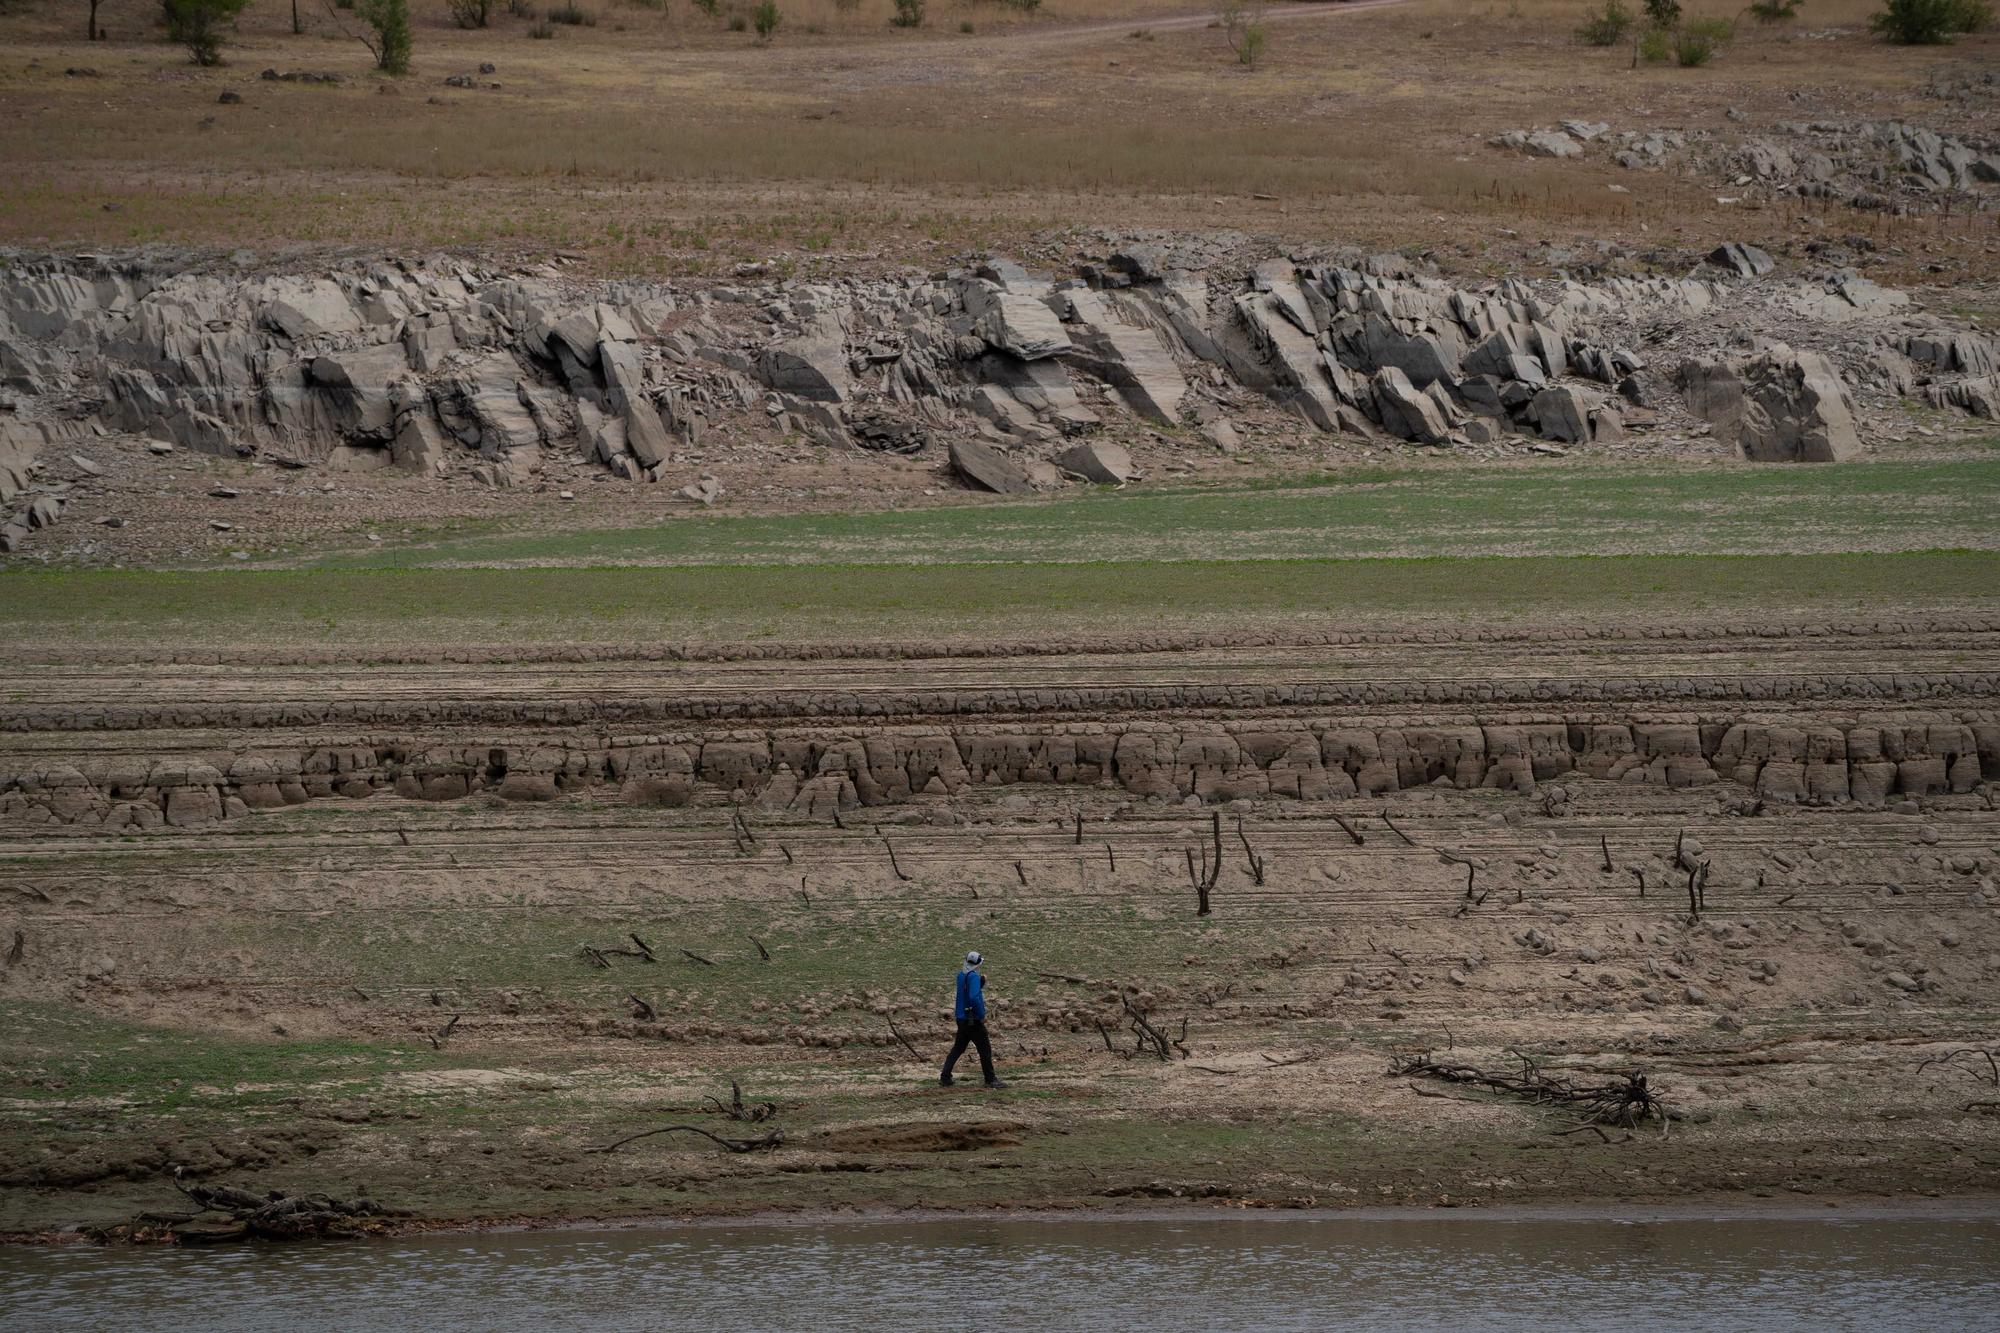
5, 241, 1995, 553
7, 710, 1993, 827
1679, 346, 1862, 462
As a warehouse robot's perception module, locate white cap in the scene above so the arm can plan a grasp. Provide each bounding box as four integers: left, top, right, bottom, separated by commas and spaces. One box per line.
965, 951, 983, 967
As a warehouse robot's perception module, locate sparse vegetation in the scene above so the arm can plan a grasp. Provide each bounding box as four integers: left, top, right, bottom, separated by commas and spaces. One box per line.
1871, 0, 1991, 39
890, 0, 924, 25
161, 0, 251, 66
1574, 0, 1634, 44
1745, 0, 1803, 20
1674, 14, 1734, 61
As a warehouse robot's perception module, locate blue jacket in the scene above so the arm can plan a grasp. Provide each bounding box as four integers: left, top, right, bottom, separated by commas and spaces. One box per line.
954, 968, 986, 1022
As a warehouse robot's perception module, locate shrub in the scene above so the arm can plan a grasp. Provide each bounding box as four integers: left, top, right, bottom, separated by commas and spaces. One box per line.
1236, 21, 1266, 63
354, 0, 413, 72
1574, 0, 1633, 44
448, 0, 491, 25
1872, 0, 1989, 36
890, 0, 923, 25
508, 0, 536, 14
692, 0, 719, 13
528, 15, 554, 33
161, 0, 249, 66
1219, 0, 1267, 65
830, 0, 858, 9
1637, 23, 1672, 58
548, 0, 596, 22
1745, 0, 1801, 20
752, 0, 778, 36
1643, 0, 1680, 23
1001, 0, 1041, 9
727, 12, 745, 28
1674, 14, 1733, 62
960, 17, 972, 29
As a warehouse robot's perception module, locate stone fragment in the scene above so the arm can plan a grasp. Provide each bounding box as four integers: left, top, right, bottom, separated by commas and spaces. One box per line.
948, 438, 1036, 494
1708, 242, 1775, 278
1055, 439, 1135, 484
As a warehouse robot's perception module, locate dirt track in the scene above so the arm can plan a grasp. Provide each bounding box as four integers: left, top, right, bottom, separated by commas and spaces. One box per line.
3, 613, 1998, 1235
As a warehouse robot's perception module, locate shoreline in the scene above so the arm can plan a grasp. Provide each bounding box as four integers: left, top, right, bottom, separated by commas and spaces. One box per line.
15, 1193, 2000, 1250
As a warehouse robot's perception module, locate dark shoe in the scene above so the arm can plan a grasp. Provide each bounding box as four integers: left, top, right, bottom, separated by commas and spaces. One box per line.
939, 1075, 955, 1087
983, 1078, 1009, 1089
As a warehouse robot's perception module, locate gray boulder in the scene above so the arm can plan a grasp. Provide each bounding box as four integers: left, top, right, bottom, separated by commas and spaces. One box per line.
1708, 243, 1776, 279
263, 280, 362, 339
962, 282, 1070, 361
759, 317, 852, 403
948, 438, 1036, 494
1056, 439, 1136, 484
308, 343, 410, 438
1678, 347, 1862, 463
1372, 367, 1451, 444
1528, 385, 1594, 444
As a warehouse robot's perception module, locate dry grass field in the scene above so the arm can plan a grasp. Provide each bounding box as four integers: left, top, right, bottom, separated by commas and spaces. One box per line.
1, 0, 1993, 272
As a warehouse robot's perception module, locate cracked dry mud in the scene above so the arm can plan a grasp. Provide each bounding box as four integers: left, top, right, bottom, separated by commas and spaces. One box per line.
3, 613, 1997, 1235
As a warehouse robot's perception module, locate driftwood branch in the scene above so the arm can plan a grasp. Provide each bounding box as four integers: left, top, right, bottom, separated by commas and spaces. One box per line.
585, 1124, 785, 1154
703, 1080, 778, 1123
886, 1014, 923, 1060
1389, 1049, 1665, 1129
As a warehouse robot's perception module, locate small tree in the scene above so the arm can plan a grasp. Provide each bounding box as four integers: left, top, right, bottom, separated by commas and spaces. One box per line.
89, 0, 104, 39
162, 0, 251, 65
890, 0, 923, 26
344, 0, 413, 72
752, 0, 779, 37
448, 0, 493, 26
1575, 0, 1634, 44
1220, 0, 1267, 65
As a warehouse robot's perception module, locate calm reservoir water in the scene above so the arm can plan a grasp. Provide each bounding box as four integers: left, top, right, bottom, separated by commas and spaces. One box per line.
5, 1210, 1998, 1332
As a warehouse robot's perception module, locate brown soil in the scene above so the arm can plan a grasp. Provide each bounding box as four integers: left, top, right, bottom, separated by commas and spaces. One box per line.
2, 615, 1997, 1238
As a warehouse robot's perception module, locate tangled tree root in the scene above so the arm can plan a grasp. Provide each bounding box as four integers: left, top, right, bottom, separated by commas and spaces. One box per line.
86, 1174, 410, 1245
1390, 1049, 1667, 1131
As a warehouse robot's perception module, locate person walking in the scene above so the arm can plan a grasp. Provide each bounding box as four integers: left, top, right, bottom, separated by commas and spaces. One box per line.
940, 950, 1006, 1088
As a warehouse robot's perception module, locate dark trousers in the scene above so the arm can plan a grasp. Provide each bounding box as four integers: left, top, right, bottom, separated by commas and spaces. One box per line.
942, 1019, 995, 1083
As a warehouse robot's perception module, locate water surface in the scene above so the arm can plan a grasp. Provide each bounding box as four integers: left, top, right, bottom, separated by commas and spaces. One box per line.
6, 1210, 1998, 1332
